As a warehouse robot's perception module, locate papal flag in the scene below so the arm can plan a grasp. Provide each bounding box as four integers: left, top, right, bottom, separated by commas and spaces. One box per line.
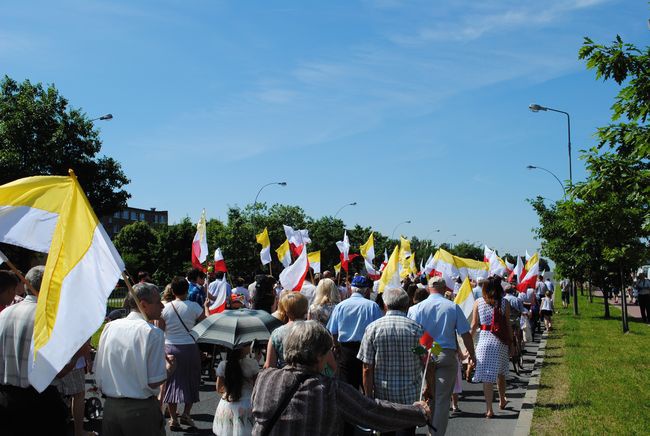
378, 245, 401, 293
431, 248, 489, 290
334, 262, 341, 275
256, 228, 272, 265
454, 277, 475, 319
308, 251, 321, 274
276, 239, 292, 268
360, 233, 379, 278
0, 171, 124, 392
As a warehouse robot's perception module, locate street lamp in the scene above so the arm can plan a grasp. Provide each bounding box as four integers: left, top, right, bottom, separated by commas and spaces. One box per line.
254, 182, 287, 206
90, 114, 113, 122
529, 103, 572, 185
334, 202, 357, 218
391, 220, 411, 239
526, 165, 566, 196
424, 228, 440, 240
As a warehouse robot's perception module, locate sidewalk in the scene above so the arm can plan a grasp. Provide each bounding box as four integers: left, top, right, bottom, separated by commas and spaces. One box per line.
590, 289, 642, 319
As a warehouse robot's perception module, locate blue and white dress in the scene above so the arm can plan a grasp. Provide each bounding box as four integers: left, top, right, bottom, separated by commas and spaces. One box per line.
473, 298, 509, 384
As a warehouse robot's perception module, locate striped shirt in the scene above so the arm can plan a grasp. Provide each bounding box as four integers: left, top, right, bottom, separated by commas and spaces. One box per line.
357, 311, 424, 404
0, 295, 37, 387
251, 365, 427, 435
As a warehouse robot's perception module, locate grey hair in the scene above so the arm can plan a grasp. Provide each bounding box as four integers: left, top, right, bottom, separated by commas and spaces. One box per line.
127, 282, 160, 310
25, 266, 45, 295
383, 287, 410, 311
283, 320, 333, 366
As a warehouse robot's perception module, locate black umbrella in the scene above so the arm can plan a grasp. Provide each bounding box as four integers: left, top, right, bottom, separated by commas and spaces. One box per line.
190, 309, 283, 349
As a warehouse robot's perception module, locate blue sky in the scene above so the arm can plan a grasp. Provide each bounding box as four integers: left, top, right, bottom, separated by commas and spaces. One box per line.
1, 0, 647, 257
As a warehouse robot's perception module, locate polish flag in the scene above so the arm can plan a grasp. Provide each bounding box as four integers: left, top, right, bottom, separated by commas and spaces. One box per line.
213, 248, 227, 272
379, 249, 389, 272
208, 278, 229, 314
509, 256, 524, 283
283, 225, 311, 256
517, 253, 539, 291
279, 248, 309, 291
191, 210, 208, 271
340, 253, 359, 272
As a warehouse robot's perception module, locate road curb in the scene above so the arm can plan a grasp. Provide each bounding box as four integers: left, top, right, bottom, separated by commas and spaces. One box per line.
513, 331, 548, 436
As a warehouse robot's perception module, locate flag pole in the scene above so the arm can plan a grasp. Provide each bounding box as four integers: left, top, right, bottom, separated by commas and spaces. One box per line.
0, 252, 39, 296
122, 272, 148, 322
269, 262, 273, 277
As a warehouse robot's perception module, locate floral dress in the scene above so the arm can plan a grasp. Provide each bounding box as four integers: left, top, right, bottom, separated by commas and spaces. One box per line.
212, 357, 260, 436
473, 298, 509, 384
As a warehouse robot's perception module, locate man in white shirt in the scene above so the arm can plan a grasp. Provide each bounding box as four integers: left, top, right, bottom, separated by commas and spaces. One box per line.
95, 282, 173, 436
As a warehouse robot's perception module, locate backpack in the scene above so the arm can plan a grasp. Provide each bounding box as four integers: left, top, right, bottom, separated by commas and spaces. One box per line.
491, 299, 512, 346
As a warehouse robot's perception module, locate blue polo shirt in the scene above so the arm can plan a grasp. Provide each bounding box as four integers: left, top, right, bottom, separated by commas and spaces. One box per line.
187, 282, 205, 307
327, 292, 383, 343
407, 293, 470, 350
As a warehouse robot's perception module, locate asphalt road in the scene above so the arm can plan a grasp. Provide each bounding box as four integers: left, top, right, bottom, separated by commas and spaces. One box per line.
84, 334, 541, 436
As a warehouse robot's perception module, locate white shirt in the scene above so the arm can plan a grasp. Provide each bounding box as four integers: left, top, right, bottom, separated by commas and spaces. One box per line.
300, 281, 317, 306
0, 295, 37, 387
540, 297, 554, 312
162, 300, 203, 345
94, 312, 166, 399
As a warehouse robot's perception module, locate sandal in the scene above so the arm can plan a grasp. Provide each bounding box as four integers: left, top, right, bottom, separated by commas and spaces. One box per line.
168, 419, 182, 431
500, 398, 509, 410
485, 411, 494, 418
179, 414, 197, 428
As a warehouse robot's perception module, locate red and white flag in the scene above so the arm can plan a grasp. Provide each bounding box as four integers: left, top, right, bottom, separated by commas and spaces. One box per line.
213, 248, 227, 272
191, 210, 208, 271
517, 253, 539, 291
208, 278, 229, 314
279, 248, 309, 291
509, 256, 524, 283
283, 224, 311, 256
379, 249, 389, 272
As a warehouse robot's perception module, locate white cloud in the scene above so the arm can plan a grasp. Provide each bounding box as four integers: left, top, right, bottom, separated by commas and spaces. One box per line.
389, 0, 612, 44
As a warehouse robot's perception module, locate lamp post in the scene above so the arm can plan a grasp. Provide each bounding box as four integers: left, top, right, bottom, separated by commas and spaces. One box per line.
529, 104, 572, 186
424, 229, 440, 240
90, 114, 113, 122
334, 202, 357, 218
526, 165, 566, 197
391, 220, 411, 239
254, 182, 287, 206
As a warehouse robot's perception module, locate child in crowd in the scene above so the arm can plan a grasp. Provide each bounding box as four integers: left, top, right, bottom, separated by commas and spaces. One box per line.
213, 344, 259, 436
539, 291, 554, 331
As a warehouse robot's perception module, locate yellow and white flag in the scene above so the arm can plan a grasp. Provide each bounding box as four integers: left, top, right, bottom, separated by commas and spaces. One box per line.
308, 251, 321, 274
431, 248, 489, 290
360, 233, 375, 261
378, 245, 401, 293
276, 239, 292, 268
0, 171, 125, 392
256, 228, 272, 265
334, 262, 341, 275
454, 277, 475, 319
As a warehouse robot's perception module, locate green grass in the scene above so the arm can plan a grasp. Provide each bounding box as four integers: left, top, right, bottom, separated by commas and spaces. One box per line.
531, 294, 650, 435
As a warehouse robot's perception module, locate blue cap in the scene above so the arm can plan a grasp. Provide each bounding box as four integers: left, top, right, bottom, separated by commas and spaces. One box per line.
351, 275, 373, 288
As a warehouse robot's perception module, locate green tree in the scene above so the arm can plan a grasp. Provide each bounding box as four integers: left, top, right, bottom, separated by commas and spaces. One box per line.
0, 76, 130, 217
113, 221, 159, 276
153, 218, 195, 285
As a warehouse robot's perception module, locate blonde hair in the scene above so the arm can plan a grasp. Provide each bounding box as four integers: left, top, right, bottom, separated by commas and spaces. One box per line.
275, 289, 292, 323
162, 284, 174, 302
313, 278, 340, 307
281, 292, 309, 320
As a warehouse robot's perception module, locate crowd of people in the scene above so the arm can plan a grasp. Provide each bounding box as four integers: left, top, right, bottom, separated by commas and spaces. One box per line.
2, 262, 649, 436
